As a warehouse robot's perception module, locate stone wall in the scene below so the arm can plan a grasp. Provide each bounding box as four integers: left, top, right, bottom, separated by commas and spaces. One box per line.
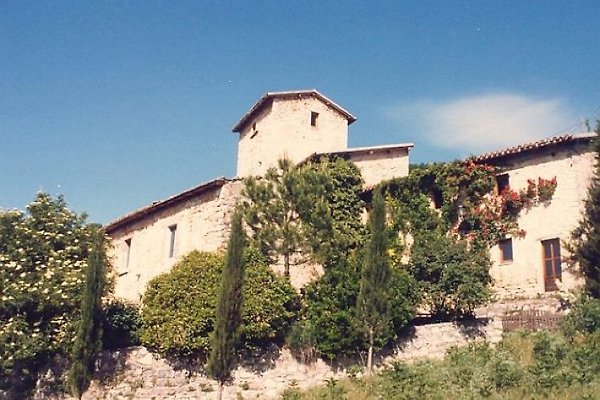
348, 147, 410, 188
236, 96, 349, 178
489, 145, 594, 297
108, 181, 243, 301
36, 319, 502, 400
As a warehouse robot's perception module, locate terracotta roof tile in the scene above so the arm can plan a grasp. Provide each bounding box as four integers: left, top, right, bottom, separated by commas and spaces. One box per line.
469, 132, 596, 163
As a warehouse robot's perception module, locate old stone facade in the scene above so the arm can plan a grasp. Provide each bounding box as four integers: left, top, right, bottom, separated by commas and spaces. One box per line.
106, 90, 413, 301
472, 133, 596, 298
105, 89, 596, 302
106, 179, 244, 300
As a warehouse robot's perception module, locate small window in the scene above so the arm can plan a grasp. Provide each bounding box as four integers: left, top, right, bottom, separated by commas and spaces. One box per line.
310, 111, 319, 126
542, 238, 562, 291
250, 123, 258, 139
123, 238, 132, 273
496, 173, 510, 194
168, 225, 177, 258
499, 238, 513, 263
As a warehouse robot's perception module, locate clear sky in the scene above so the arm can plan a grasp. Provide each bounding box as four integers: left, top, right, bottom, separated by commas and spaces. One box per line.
2, 1, 599, 223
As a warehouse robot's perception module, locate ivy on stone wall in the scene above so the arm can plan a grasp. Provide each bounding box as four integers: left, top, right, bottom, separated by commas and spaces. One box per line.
383, 160, 557, 252
381, 160, 557, 318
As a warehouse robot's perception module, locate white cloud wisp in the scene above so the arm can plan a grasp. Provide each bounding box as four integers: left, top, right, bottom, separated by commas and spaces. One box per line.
386, 93, 576, 154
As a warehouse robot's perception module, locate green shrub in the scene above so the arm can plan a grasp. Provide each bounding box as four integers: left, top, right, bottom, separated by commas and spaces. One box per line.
286, 320, 317, 364
102, 299, 142, 350
302, 253, 417, 361
409, 233, 492, 319
381, 361, 441, 400
562, 294, 600, 337
140, 250, 299, 358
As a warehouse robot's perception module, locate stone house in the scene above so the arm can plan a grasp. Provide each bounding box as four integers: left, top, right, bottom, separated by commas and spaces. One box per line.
105, 90, 413, 300
105, 89, 596, 302
471, 133, 596, 298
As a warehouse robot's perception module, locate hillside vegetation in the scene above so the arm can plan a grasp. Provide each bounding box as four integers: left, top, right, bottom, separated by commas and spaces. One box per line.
280, 296, 600, 400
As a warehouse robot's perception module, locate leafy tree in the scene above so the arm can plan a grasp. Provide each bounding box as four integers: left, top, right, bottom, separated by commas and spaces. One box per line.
357, 190, 391, 373
569, 127, 600, 298
242, 158, 329, 278
300, 252, 417, 362
140, 250, 299, 359
409, 233, 492, 319
68, 229, 107, 398
208, 211, 246, 400
301, 255, 365, 360
0, 193, 105, 395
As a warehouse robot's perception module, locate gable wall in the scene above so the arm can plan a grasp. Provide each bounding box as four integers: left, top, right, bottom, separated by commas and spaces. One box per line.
108, 181, 243, 301
236, 97, 349, 177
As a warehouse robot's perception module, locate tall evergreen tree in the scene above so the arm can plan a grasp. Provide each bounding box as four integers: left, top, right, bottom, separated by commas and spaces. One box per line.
357, 190, 391, 374
68, 228, 106, 399
570, 126, 600, 298
208, 210, 246, 400
242, 158, 328, 278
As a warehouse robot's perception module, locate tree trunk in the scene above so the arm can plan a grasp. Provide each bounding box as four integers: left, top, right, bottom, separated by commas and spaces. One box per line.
367, 327, 374, 375
284, 253, 290, 278
216, 381, 224, 400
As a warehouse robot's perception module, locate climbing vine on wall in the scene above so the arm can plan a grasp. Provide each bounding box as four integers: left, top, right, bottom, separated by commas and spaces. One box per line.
382, 160, 557, 253
380, 160, 556, 318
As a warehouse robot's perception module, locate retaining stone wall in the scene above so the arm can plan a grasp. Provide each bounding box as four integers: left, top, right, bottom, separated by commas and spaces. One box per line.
34, 318, 502, 400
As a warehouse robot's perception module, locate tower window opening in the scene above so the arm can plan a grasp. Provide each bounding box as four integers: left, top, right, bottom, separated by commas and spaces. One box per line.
310, 111, 319, 127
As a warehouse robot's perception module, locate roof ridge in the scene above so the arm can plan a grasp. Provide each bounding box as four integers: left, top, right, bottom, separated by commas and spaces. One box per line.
470, 132, 595, 163
232, 89, 356, 132
104, 177, 229, 232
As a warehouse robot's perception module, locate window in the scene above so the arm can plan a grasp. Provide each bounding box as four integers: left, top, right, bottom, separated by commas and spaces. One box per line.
496, 173, 510, 194
542, 238, 562, 291
123, 238, 132, 274
431, 188, 443, 209
499, 238, 513, 263
250, 122, 258, 138
168, 225, 177, 258
310, 111, 319, 126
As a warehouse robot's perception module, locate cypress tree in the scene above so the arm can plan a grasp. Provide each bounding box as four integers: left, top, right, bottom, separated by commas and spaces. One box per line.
571, 128, 600, 298
208, 210, 246, 400
357, 190, 391, 374
68, 229, 106, 398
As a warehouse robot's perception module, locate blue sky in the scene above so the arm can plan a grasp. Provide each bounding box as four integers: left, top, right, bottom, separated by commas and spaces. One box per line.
1, 1, 599, 223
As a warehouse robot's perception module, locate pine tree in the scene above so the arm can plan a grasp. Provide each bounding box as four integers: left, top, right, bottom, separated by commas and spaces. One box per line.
571, 127, 600, 298
357, 190, 391, 374
242, 158, 328, 278
68, 228, 106, 398
208, 210, 246, 400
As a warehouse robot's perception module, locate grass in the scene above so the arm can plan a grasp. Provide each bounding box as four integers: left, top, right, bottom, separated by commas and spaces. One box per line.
280, 330, 600, 400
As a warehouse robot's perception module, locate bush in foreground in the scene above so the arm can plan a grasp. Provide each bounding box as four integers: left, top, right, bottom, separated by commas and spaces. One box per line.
140, 250, 299, 359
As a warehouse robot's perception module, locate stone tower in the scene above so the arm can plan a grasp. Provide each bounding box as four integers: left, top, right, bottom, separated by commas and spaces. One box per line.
232, 89, 356, 177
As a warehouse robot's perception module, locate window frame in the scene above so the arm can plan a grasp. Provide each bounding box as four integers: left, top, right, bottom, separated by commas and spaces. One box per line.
310, 111, 319, 127
168, 224, 177, 258
122, 238, 132, 275
542, 238, 562, 291
496, 173, 510, 194
498, 238, 513, 263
